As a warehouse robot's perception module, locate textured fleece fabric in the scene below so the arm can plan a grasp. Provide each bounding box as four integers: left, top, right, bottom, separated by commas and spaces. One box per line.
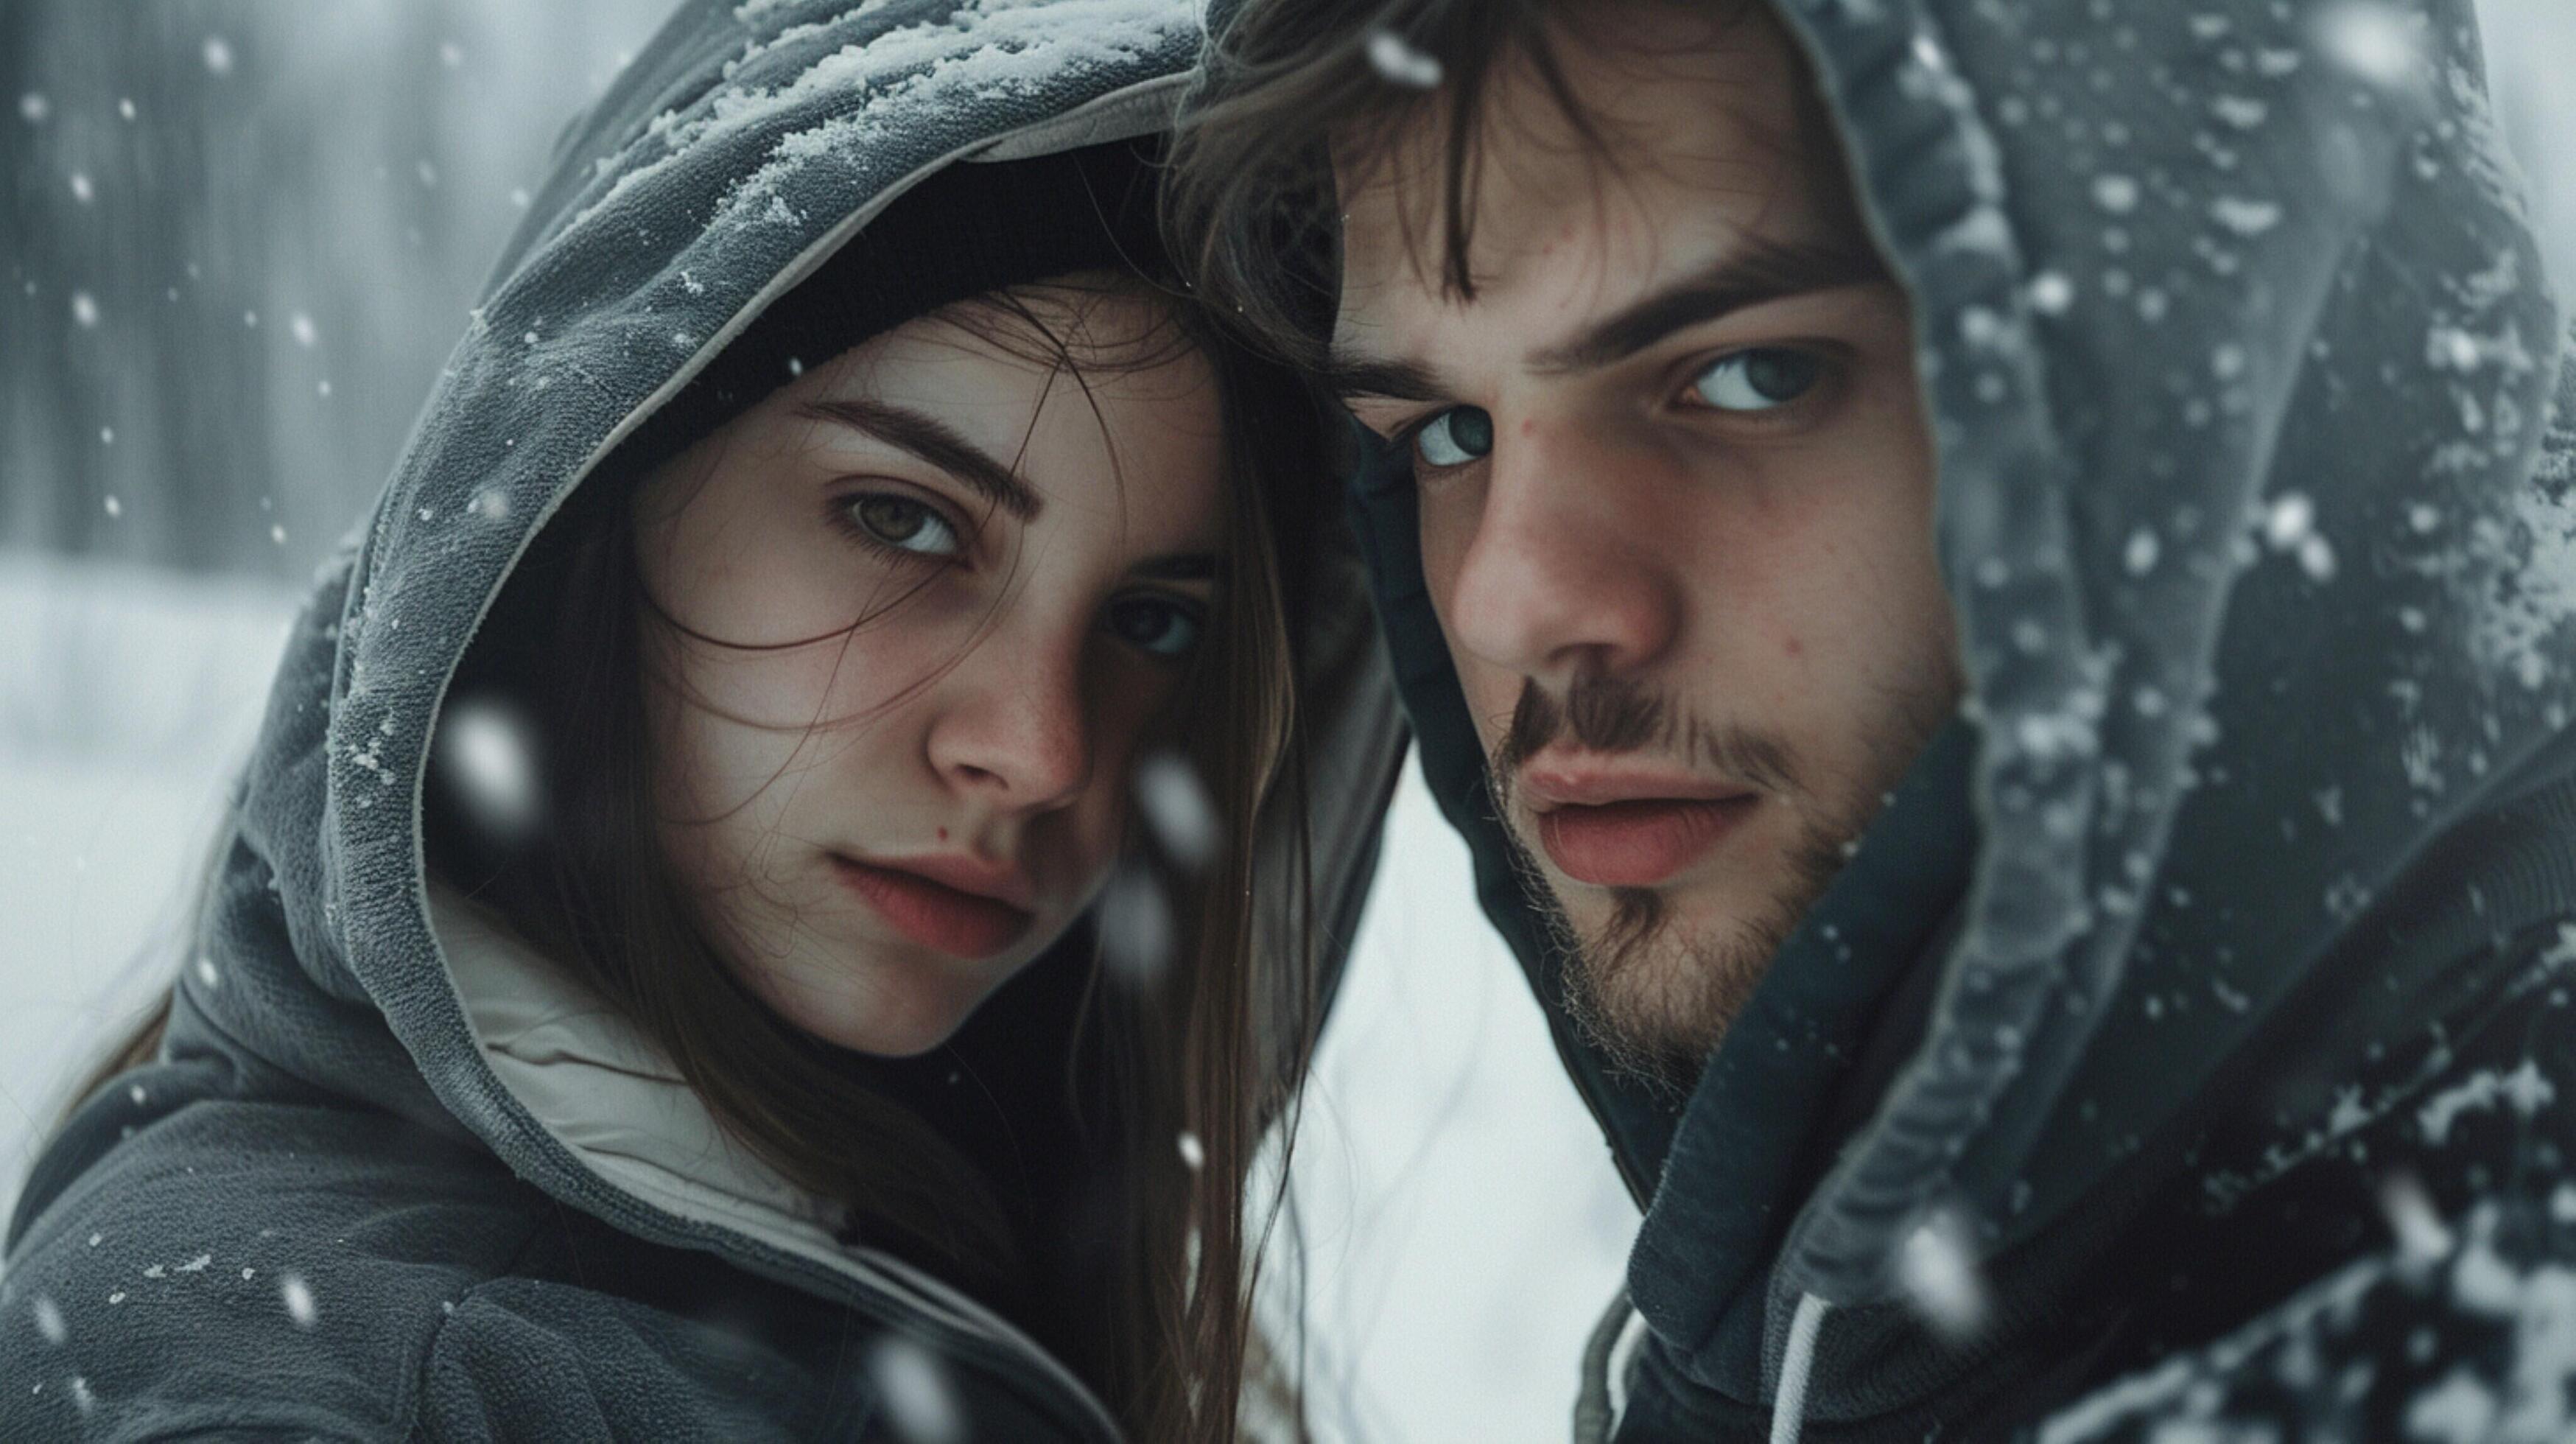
0, 1, 1404, 1439
1338, 0, 2576, 1437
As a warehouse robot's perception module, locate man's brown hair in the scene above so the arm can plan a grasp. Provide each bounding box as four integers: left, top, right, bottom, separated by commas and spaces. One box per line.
1168, 0, 1828, 367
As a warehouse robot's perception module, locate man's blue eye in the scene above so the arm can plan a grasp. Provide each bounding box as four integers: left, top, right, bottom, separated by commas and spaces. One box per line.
1107, 597, 1202, 659
1690, 348, 1823, 411
1414, 406, 1495, 467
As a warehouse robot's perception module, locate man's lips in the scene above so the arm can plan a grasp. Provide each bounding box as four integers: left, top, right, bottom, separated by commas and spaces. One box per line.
1535, 796, 1757, 888
1520, 762, 1758, 889
829, 854, 1034, 960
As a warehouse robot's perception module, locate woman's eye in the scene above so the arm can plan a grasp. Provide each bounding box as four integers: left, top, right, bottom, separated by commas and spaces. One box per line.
849, 494, 962, 557
1412, 405, 1495, 468
1106, 596, 1203, 659
1688, 348, 1825, 412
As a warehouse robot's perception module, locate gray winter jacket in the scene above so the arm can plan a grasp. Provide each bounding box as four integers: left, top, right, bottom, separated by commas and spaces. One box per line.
1330, 0, 2576, 1437
0, 2, 1400, 1438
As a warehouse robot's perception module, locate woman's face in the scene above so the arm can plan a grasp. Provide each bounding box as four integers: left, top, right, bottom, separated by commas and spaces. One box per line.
633, 284, 1226, 1056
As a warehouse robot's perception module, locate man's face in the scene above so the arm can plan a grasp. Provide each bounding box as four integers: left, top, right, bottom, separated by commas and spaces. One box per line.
1332, 6, 1962, 1079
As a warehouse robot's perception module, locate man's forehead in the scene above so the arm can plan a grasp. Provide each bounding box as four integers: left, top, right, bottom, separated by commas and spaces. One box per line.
1330, 13, 1835, 355
1328, 226, 1884, 404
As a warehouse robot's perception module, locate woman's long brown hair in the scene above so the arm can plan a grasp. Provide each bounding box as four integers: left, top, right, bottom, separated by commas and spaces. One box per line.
80, 281, 1322, 1442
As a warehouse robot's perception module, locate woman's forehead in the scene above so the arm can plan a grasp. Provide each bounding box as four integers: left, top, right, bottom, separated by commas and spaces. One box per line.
810, 297, 1227, 541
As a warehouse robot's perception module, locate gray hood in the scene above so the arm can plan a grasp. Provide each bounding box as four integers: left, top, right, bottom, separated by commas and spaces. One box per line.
79, 0, 1395, 1431
1342, 0, 2573, 1423
1765, 0, 2568, 1316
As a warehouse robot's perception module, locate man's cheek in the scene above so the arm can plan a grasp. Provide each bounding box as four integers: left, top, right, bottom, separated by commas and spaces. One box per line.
1456, 661, 1524, 755
1417, 505, 1469, 621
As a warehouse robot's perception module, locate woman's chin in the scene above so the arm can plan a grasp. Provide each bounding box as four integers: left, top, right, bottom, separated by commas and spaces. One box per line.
746, 953, 1001, 1057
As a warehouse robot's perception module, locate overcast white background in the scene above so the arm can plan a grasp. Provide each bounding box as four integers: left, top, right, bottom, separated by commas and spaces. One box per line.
4, 3, 2573, 1440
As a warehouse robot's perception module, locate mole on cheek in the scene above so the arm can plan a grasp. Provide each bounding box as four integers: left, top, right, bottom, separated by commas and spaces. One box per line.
1783, 634, 1805, 660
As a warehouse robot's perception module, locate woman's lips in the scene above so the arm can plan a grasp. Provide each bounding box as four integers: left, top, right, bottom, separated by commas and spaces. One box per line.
1535, 796, 1757, 889
829, 855, 1033, 959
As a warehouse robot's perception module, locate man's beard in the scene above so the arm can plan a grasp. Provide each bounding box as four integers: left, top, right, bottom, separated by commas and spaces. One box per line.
1487, 671, 1931, 1093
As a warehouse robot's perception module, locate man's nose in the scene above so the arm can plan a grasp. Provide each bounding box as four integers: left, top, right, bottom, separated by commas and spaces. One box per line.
1440, 419, 1683, 684
924, 620, 1095, 812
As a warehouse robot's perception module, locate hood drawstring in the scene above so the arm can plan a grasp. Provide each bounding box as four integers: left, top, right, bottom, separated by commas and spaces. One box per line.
1769, 1291, 1830, 1444
1573, 1285, 1635, 1444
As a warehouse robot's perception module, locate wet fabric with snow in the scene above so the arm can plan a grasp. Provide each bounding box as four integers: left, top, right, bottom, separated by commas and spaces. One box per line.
0, 1, 1403, 1438
1341, 0, 2576, 1436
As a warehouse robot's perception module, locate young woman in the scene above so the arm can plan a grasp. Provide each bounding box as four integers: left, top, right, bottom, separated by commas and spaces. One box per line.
0, 4, 1403, 1440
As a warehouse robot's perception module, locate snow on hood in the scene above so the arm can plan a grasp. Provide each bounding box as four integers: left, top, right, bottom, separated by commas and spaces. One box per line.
1346, 0, 2572, 1400
1765, 0, 2567, 1311
178, 0, 1398, 1431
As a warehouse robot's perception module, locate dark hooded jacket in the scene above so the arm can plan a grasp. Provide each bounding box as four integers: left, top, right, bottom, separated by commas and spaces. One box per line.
1338, 0, 2576, 1438
0, 2, 1402, 1439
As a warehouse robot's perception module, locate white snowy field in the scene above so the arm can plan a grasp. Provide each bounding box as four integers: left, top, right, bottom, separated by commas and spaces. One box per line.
0, 553, 298, 1219
0, 551, 1638, 1443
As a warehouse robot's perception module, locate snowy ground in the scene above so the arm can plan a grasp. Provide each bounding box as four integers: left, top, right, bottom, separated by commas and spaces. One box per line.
0, 551, 1636, 1443
0, 557, 297, 1223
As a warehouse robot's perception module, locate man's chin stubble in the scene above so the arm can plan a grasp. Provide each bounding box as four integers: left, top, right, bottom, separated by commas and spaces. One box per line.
1478, 665, 1959, 1091
1498, 813, 1846, 1095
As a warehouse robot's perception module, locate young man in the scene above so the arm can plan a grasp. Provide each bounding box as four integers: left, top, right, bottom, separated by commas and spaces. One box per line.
1175, 0, 2576, 1437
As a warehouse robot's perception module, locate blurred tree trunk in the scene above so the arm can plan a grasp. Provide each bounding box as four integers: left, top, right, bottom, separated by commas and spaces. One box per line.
3, 0, 669, 582
2, 0, 95, 558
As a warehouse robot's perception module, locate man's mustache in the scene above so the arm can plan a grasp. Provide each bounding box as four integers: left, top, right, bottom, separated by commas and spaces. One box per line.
1492, 674, 1800, 799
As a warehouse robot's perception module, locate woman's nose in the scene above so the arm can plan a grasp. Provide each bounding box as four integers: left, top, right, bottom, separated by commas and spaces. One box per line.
923, 623, 1095, 811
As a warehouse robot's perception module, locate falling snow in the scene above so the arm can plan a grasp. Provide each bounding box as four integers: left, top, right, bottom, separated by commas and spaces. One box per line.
1135, 752, 1219, 869
436, 694, 545, 846
868, 1336, 964, 1444
30, 1297, 66, 1347
279, 1273, 317, 1327
2211, 197, 2284, 236
2028, 270, 2077, 315
2314, 0, 2427, 91
1365, 29, 1444, 90
2264, 491, 2317, 550
2379, 1172, 2456, 1264
1897, 1208, 1992, 1342
1096, 866, 1175, 986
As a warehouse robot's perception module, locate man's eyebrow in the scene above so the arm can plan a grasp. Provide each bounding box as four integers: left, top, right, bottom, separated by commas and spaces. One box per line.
1322, 238, 1884, 404
793, 399, 1041, 522
1131, 553, 1221, 583
1527, 237, 1889, 374
1320, 354, 1451, 404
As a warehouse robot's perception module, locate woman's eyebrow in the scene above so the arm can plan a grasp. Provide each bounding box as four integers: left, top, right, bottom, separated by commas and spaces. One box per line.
793, 398, 1042, 520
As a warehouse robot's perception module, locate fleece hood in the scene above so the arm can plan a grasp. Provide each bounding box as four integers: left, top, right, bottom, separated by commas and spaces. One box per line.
4, 0, 1399, 1435
1350, 0, 2572, 1423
